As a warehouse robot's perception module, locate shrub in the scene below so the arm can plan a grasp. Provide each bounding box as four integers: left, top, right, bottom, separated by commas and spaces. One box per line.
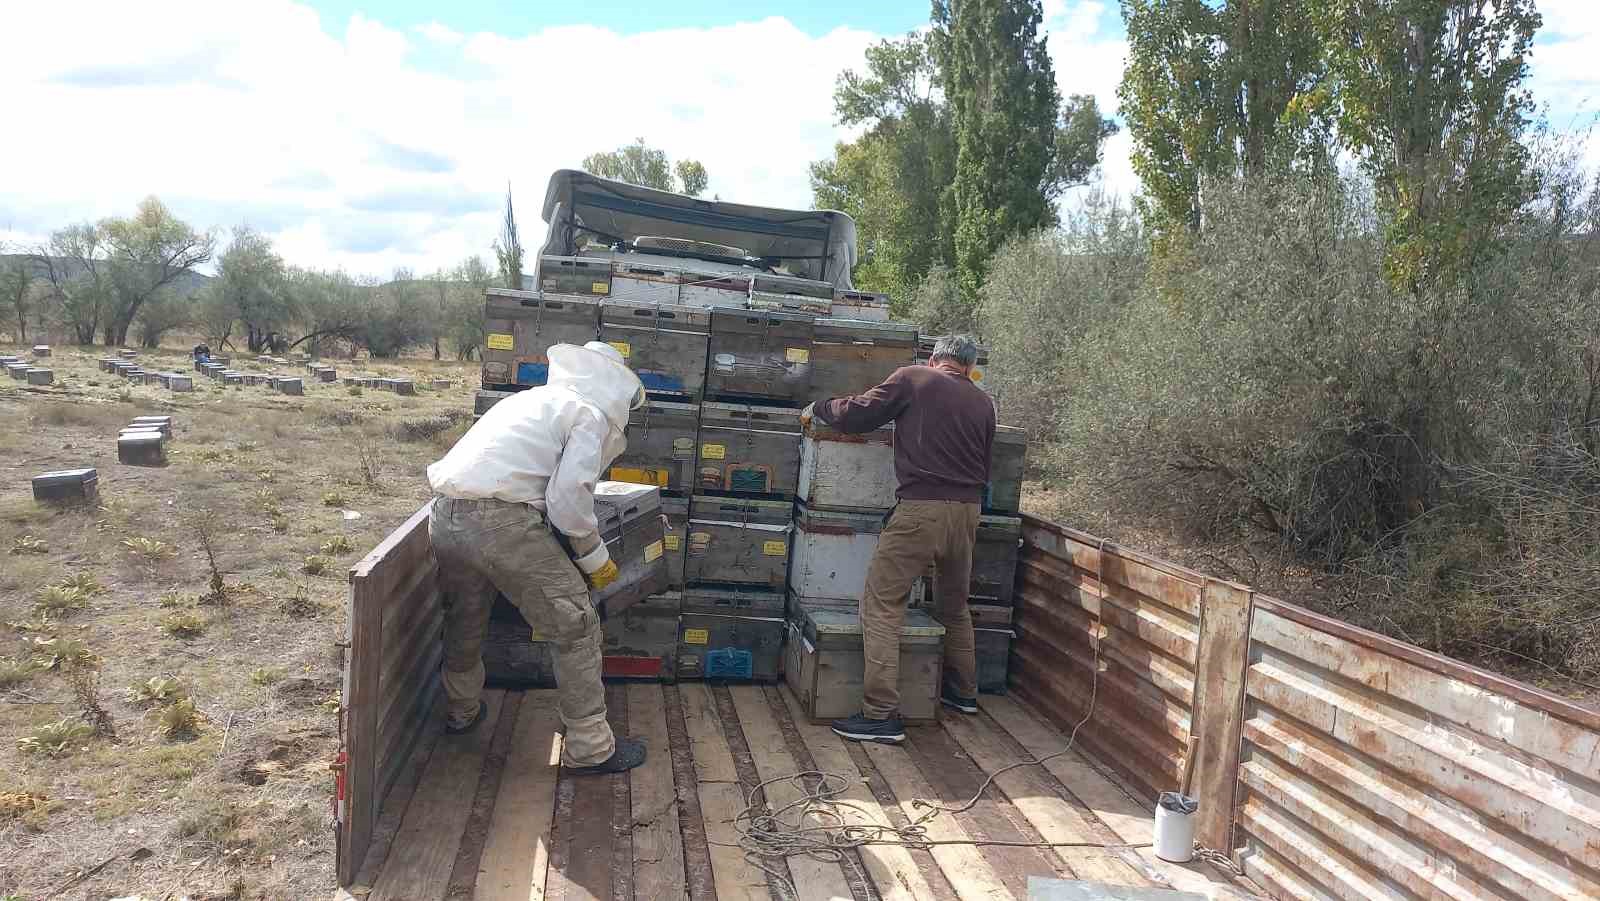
17, 718, 93, 756
0, 657, 37, 689
122, 537, 176, 560
30, 637, 96, 670
249, 667, 284, 686
320, 535, 354, 555
128, 676, 189, 707
56, 573, 104, 595
301, 555, 329, 576
9, 535, 47, 556
279, 587, 324, 619
158, 698, 202, 738
35, 586, 88, 617
321, 491, 346, 507
161, 611, 207, 639
157, 590, 190, 608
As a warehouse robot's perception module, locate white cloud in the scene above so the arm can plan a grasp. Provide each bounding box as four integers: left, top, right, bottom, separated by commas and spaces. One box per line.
4, 2, 1592, 277
0, 3, 876, 275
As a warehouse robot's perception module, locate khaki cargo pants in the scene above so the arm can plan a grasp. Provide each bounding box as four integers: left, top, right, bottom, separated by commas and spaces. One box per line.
429, 496, 614, 766
861, 499, 981, 719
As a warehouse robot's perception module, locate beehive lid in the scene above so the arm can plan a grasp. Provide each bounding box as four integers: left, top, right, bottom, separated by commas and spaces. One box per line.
801, 418, 892, 443
594, 481, 663, 522
977, 514, 1023, 539
628, 399, 700, 426
798, 603, 944, 641
33, 468, 97, 487
602, 300, 710, 329
813, 318, 917, 345
689, 495, 793, 528
995, 424, 1027, 447
794, 504, 886, 534
700, 401, 802, 432
682, 587, 785, 617
709, 307, 814, 334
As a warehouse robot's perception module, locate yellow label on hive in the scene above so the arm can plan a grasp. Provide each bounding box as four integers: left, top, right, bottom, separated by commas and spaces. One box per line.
785, 347, 811, 364
610, 466, 667, 487
607, 340, 631, 358
591, 281, 610, 294
701, 443, 726, 460
643, 540, 663, 563
663, 535, 681, 551
762, 540, 788, 556
683, 628, 709, 645
486, 333, 514, 351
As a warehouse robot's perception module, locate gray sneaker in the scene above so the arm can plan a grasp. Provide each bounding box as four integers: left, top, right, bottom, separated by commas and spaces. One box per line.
567, 737, 647, 775
940, 686, 979, 715
831, 713, 906, 744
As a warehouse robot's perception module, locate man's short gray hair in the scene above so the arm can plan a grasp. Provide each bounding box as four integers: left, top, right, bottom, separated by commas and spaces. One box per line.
931, 334, 980, 367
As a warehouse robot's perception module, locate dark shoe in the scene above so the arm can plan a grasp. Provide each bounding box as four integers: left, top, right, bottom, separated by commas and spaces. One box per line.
567, 737, 647, 775
941, 686, 979, 715
831, 713, 906, 744
445, 700, 488, 735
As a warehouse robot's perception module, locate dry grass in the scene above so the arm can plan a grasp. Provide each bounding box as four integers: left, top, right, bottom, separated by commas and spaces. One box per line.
0, 340, 475, 898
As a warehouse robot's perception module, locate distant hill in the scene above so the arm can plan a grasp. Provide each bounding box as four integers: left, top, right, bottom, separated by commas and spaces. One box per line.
0, 253, 213, 297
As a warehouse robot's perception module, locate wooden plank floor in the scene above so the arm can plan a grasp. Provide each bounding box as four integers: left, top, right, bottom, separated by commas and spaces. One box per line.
354, 684, 1264, 901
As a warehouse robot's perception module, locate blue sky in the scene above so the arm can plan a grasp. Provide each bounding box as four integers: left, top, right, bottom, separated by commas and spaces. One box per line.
305, 0, 932, 38
0, 1, 1593, 277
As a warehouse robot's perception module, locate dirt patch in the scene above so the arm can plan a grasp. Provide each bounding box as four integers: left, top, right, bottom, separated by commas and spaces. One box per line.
0, 341, 478, 899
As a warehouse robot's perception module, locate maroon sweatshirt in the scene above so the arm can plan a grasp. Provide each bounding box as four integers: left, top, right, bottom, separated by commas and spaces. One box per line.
816, 361, 996, 504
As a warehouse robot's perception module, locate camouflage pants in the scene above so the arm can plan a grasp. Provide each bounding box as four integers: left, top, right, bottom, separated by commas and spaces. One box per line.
429, 496, 614, 766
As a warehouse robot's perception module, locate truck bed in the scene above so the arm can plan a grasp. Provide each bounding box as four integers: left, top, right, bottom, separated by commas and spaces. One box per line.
345, 682, 1257, 901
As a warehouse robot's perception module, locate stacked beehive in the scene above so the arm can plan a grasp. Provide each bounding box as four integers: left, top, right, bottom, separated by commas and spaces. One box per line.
475, 256, 1028, 700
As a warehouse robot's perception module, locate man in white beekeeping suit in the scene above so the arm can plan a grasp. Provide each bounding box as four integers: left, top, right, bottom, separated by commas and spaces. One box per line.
426, 341, 647, 774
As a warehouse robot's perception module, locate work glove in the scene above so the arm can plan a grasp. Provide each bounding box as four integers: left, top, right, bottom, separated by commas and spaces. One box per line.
587, 559, 620, 591
799, 401, 816, 430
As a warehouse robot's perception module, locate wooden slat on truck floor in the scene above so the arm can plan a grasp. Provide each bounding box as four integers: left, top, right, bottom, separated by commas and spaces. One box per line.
774, 685, 950, 901
942, 709, 1148, 886
727, 685, 857, 901
861, 740, 1010, 901
547, 688, 626, 901
627, 683, 686, 901
678, 682, 770, 901
369, 689, 506, 901
475, 691, 562, 901
902, 724, 1070, 896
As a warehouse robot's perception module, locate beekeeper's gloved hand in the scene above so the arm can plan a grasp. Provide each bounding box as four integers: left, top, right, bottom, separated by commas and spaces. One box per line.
587, 559, 620, 591
799, 402, 816, 430
569, 531, 612, 582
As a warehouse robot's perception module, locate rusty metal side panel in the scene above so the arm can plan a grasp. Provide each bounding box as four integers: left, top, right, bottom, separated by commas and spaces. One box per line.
1236, 601, 1600, 901
1013, 516, 1201, 803
339, 501, 443, 886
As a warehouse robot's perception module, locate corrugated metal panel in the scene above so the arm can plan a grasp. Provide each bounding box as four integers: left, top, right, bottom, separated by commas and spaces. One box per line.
1237, 596, 1600, 901
1013, 515, 1202, 803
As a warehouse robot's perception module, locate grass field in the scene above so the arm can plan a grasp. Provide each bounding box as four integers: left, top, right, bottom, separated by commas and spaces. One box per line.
0, 342, 478, 900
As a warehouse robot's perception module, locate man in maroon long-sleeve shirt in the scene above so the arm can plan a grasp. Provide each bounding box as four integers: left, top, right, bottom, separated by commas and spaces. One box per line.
804, 334, 996, 743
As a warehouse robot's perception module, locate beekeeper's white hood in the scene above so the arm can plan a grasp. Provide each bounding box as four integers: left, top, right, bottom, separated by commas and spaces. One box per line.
547, 342, 643, 435
425, 342, 644, 574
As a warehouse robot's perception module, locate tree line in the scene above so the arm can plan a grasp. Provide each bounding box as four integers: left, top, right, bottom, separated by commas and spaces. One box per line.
1, 200, 495, 359
831, 0, 1598, 677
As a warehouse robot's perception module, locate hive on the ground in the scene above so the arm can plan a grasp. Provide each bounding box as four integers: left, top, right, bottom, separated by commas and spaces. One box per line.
32, 468, 98, 505
118, 430, 166, 466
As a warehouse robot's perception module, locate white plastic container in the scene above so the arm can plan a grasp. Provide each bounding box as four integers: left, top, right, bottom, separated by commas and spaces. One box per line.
1153, 791, 1198, 862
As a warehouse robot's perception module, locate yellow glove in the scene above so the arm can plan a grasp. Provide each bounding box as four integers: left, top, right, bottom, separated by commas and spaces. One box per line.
799, 402, 816, 430
587, 559, 620, 591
